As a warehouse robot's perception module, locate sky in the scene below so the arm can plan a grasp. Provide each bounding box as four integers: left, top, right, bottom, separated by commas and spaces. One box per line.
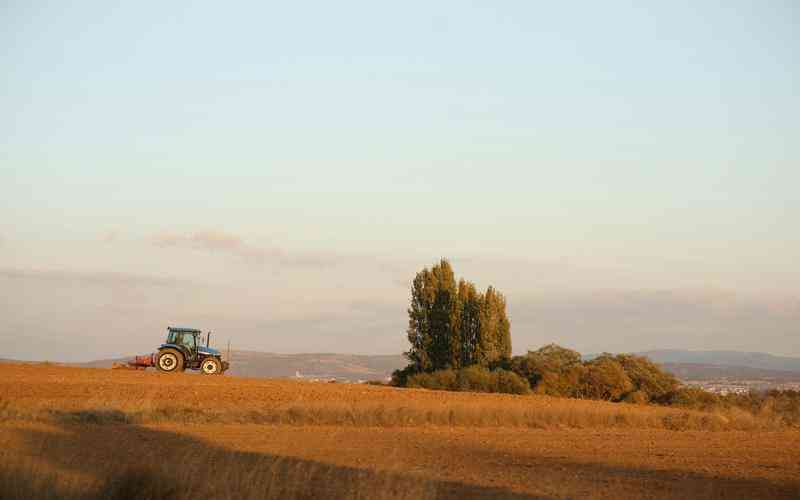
1, 1, 798, 362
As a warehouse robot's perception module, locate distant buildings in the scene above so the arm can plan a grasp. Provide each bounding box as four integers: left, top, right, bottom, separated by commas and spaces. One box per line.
684, 379, 800, 395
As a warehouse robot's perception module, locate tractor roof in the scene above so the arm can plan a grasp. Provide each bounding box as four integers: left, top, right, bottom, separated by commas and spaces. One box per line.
168, 326, 202, 333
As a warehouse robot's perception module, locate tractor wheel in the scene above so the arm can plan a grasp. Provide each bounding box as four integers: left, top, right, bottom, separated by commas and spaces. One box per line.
156, 348, 184, 373
200, 357, 223, 375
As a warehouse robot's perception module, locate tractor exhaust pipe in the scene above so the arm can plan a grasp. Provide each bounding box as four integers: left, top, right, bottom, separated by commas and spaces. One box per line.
207, 331, 211, 348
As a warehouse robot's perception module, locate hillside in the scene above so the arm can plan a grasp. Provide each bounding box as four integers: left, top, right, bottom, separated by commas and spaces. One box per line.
661, 363, 800, 382
638, 350, 800, 372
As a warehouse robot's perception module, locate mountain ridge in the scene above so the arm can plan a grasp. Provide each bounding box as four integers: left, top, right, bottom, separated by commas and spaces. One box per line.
636, 349, 800, 372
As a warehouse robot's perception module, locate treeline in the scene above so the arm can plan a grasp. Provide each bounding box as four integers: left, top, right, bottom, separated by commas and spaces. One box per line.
393, 260, 800, 427
397, 341, 681, 404
393, 260, 677, 404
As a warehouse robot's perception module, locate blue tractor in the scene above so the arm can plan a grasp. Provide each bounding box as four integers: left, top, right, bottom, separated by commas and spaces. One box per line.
153, 326, 230, 375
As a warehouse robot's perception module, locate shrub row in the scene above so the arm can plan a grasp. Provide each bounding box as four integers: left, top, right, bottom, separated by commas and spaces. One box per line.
406, 366, 530, 395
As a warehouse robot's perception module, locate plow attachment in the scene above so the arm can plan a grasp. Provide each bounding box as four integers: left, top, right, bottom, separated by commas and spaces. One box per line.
112, 354, 155, 370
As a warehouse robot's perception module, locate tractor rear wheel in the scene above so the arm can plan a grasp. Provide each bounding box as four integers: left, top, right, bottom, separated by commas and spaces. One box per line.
200, 357, 222, 375
156, 348, 184, 373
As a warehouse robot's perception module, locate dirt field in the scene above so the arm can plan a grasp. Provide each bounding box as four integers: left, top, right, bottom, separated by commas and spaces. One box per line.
1, 364, 799, 499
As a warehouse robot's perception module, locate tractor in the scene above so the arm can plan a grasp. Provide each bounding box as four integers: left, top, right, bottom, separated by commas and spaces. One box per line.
128, 326, 230, 375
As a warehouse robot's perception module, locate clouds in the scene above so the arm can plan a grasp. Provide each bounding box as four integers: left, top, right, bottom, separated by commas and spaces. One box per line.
3, 260, 800, 362
151, 230, 337, 268
4, 233, 800, 361
0, 268, 186, 288
153, 231, 243, 252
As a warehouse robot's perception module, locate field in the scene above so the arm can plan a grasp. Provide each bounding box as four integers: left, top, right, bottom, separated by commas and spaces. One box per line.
1, 364, 799, 499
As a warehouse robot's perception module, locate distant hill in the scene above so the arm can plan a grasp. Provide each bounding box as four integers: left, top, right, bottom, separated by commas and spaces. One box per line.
637, 350, 800, 373
77, 351, 408, 381
660, 363, 800, 382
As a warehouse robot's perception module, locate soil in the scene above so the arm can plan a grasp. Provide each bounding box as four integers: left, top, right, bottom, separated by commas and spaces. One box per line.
1, 363, 798, 499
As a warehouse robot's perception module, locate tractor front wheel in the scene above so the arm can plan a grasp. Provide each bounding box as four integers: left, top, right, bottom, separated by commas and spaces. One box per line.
156, 348, 185, 373
201, 357, 223, 375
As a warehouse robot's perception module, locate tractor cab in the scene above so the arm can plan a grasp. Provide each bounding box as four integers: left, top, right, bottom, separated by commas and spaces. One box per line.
163, 327, 201, 357
156, 326, 229, 374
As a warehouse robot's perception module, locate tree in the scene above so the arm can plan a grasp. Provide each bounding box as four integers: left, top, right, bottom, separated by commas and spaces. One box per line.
580, 356, 633, 401
405, 259, 460, 372
476, 286, 511, 366
510, 344, 583, 397
613, 354, 678, 402
458, 279, 481, 367
403, 259, 512, 376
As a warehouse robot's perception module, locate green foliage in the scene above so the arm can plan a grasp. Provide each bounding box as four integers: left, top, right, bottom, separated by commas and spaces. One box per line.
536, 367, 587, 398
406, 259, 460, 372
390, 365, 418, 387
507, 346, 678, 403
623, 390, 649, 405
405, 259, 511, 374
492, 368, 531, 395
407, 366, 530, 395
613, 354, 679, 401
657, 387, 722, 411
509, 344, 584, 397
579, 357, 633, 401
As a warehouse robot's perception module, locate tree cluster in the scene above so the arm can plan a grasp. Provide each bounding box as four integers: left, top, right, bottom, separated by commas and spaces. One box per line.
393, 261, 800, 426
406, 365, 530, 395
402, 259, 511, 375
508, 344, 680, 403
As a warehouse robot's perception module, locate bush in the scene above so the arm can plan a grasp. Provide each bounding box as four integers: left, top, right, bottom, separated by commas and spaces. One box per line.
579, 357, 633, 401
533, 366, 586, 398
623, 390, 649, 405
510, 345, 581, 385
510, 344, 586, 398
407, 366, 530, 395
494, 369, 531, 395
455, 366, 493, 392
391, 365, 417, 387
658, 387, 721, 411
614, 354, 679, 401
652, 388, 800, 428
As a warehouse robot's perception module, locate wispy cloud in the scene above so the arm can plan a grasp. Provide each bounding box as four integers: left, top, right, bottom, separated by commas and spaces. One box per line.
153, 231, 242, 251
0, 268, 186, 287
151, 230, 338, 268
100, 230, 120, 243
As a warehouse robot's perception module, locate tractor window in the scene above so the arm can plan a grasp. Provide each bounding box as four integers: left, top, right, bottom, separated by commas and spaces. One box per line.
179, 333, 196, 350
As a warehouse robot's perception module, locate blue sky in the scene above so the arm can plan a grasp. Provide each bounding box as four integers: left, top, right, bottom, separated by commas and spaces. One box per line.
1, 1, 798, 360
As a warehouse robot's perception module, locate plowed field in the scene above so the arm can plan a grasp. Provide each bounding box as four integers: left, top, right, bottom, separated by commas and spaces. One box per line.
1, 364, 798, 499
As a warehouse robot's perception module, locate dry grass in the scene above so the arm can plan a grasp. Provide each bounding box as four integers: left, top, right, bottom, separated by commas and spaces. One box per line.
0, 443, 438, 500
0, 363, 788, 432
0, 396, 779, 431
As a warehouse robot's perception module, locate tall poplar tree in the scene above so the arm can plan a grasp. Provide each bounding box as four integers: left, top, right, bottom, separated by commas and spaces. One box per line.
404, 259, 512, 374
458, 279, 481, 367
406, 259, 459, 371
